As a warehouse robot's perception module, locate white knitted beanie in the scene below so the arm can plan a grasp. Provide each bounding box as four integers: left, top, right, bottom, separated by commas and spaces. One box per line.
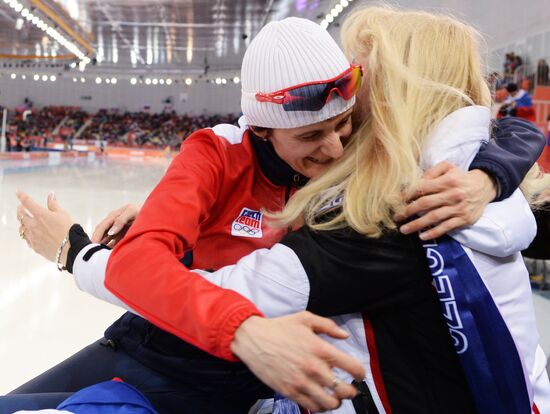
241, 17, 355, 129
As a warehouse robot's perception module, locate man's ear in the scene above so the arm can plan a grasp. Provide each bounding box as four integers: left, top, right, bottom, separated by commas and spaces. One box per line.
249, 126, 270, 140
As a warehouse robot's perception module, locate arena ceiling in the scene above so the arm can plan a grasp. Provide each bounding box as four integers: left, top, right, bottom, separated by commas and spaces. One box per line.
0, 0, 348, 77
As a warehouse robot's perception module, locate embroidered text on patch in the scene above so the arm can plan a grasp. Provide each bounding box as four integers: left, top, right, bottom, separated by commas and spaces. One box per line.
231, 208, 263, 238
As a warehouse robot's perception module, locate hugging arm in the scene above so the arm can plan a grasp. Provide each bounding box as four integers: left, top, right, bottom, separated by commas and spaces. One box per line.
470, 117, 546, 201
197, 228, 430, 318
401, 117, 545, 238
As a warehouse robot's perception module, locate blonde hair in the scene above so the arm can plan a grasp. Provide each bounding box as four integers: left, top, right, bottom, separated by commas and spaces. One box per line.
273, 5, 549, 236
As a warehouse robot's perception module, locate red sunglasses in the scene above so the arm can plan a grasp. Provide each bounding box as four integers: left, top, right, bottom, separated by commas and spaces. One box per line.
255, 64, 363, 112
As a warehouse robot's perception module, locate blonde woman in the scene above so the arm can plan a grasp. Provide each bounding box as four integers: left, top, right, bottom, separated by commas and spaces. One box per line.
187, 7, 550, 413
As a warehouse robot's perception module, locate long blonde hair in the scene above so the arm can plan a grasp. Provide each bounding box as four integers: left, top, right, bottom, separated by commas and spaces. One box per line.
274, 5, 548, 236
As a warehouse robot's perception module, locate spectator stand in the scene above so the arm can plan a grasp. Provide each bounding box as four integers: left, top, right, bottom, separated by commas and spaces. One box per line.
1, 105, 239, 162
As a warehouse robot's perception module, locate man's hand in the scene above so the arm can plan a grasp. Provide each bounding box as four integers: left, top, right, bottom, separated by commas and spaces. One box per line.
395, 161, 497, 240
231, 312, 365, 412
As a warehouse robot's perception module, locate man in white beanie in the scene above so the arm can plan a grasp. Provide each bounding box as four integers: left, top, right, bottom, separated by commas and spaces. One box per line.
241, 17, 356, 129
7, 16, 365, 414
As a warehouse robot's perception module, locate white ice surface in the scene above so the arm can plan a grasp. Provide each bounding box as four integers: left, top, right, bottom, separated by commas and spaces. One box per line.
0, 156, 168, 393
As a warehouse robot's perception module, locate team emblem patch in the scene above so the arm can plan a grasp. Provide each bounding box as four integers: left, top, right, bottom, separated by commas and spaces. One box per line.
231, 208, 263, 238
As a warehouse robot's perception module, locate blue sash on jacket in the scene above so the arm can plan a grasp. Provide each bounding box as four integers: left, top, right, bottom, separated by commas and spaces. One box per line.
423, 236, 531, 413
57, 379, 158, 414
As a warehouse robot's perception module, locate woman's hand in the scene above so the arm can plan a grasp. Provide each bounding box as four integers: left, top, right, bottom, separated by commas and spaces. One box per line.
91, 203, 142, 247
231, 312, 365, 412
395, 161, 497, 240
17, 191, 75, 264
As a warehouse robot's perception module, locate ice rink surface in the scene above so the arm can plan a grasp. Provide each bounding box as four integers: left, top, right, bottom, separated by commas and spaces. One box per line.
0, 156, 168, 393
0, 156, 549, 394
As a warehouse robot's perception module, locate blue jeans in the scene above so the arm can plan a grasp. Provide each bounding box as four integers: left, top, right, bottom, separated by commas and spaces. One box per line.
1, 338, 271, 414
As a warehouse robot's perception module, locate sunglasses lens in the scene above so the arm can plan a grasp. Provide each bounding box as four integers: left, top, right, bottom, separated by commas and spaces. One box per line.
334, 66, 362, 100
278, 66, 363, 112
282, 84, 327, 112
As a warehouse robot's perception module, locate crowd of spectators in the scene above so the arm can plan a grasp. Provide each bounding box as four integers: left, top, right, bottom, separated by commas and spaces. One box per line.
503, 52, 524, 84
79, 111, 237, 150
4, 106, 238, 152
6, 106, 87, 151
501, 52, 550, 87
537, 59, 549, 86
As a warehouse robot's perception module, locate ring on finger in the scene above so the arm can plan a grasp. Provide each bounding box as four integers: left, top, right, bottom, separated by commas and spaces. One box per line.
330, 376, 342, 390
19, 227, 26, 239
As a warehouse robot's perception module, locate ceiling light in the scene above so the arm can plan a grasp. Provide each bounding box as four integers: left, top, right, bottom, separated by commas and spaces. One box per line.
233, 77, 240, 84
145, 78, 151, 85
72, 77, 77, 82
130, 78, 137, 85
185, 78, 192, 85
25, 13, 33, 21
320, 20, 328, 29
50, 75, 56, 81
8, 0, 17, 8
221, 78, 227, 84
215, 78, 221, 85
33, 74, 39, 81
41, 75, 48, 81
95, 77, 102, 84
10, 73, 16, 79
111, 78, 117, 84
159, 79, 165, 85
14, 3, 22, 12
21, 8, 28, 17
166, 79, 173, 85
70, 62, 77, 69
340, 0, 349, 5
331, 9, 339, 17
335, 4, 343, 12
80, 77, 85, 83
152, 78, 158, 85
326, 14, 334, 23
15, 18, 23, 30
21, 74, 26, 79
105, 78, 110, 84
31, 16, 39, 25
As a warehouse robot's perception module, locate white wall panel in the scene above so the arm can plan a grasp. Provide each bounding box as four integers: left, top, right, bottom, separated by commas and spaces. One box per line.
329, 0, 550, 72
0, 77, 242, 115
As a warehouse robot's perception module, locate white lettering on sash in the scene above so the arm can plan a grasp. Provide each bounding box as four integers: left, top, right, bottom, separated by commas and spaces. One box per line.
425, 244, 469, 354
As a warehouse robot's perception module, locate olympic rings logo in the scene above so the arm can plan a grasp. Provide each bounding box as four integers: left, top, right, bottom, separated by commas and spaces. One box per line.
233, 223, 260, 235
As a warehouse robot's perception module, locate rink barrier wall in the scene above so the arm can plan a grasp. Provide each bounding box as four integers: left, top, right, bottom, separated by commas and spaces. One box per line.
2, 143, 548, 170
45, 143, 176, 159
0, 150, 90, 161
105, 147, 177, 160
1, 146, 178, 161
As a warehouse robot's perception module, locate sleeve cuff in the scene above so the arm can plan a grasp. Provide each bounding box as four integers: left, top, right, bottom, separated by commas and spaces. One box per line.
215, 305, 264, 361
66, 224, 93, 274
